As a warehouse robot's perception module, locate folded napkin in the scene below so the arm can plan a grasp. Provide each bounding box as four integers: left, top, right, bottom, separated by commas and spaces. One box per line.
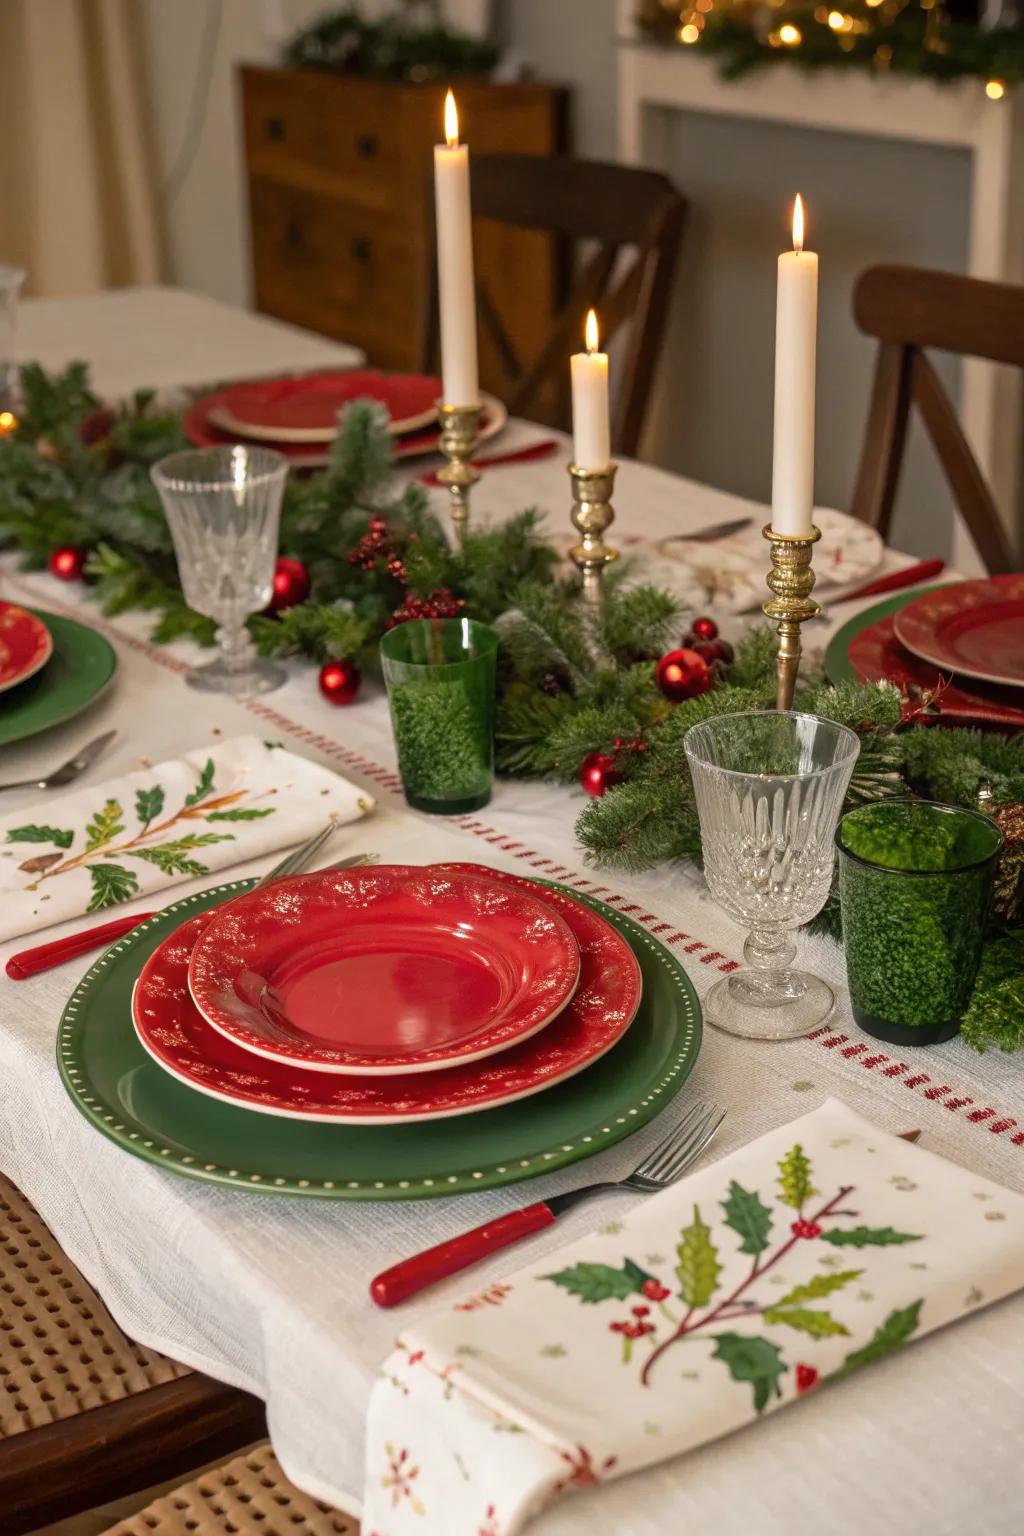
0, 735, 373, 942
364, 1098, 1024, 1535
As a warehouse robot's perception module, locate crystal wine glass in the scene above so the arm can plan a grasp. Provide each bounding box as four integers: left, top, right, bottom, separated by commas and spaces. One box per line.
151, 445, 288, 696
684, 711, 860, 1040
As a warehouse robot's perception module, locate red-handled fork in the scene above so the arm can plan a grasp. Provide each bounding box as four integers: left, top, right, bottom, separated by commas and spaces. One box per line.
370, 1100, 726, 1308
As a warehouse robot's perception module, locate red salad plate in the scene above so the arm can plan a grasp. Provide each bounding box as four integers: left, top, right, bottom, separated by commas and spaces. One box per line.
187, 866, 580, 1076
134, 870, 642, 1124
894, 575, 1024, 689
208, 370, 442, 443
0, 601, 53, 694
184, 389, 507, 467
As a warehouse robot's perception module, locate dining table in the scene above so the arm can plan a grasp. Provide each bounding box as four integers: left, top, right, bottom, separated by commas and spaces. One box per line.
1, 286, 1021, 1535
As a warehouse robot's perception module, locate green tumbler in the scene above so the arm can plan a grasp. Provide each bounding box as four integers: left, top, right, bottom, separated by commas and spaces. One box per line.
836, 799, 1002, 1045
380, 617, 499, 815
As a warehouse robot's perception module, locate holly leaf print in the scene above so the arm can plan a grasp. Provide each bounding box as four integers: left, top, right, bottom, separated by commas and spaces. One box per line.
762, 1306, 850, 1338
204, 807, 275, 822
134, 785, 165, 828
721, 1180, 774, 1255
6, 824, 74, 850
129, 832, 233, 877
711, 1333, 787, 1414
86, 862, 140, 912
777, 1143, 815, 1209
543, 1263, 640, 1304
773, 1270, 862, 1306
184, 759, 215, 806
833, 1300, 923, 1378
85, 800, 125, 853
820, 1227, 922, 1248
676, 1205, 721, 1308
622, 1258, 655, 1289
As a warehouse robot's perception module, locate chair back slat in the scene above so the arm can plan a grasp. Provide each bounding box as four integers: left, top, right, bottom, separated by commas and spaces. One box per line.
850, 264, 1021, 573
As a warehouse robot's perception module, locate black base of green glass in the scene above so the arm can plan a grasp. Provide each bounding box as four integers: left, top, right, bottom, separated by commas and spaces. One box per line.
403, 787, 492, 815
852, 1008, 961, 1046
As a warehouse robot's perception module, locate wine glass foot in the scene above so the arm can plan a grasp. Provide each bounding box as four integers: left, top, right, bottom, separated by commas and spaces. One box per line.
704, 970, 835, 1041
187, 655, 286, 697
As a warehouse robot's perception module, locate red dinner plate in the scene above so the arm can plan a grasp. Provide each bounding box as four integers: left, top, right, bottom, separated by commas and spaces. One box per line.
847, 612, 1024, 728
0, 601, 53, 694
894, 575, 1024, 689
184, 390, 507, 467
134, 871, 642, 1123
208, 370, 442, 443
187, 866, 580, 1076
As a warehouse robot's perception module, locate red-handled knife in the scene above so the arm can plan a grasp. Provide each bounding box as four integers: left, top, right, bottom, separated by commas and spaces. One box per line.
5, 911, 158, 980
831, 559, 945, 606
370, 1101, 725, 1308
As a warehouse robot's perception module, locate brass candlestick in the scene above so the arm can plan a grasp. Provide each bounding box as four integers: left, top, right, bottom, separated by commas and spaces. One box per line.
762, 523, 821, 711
569, 462, 619, 608
436, 401, 482, 548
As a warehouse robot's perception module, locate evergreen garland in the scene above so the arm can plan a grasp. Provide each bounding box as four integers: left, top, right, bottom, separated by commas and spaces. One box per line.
1, 362, 1021, 1049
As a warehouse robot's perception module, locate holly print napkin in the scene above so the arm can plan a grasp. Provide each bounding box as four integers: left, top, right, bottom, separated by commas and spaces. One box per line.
363, 1099, 1024, 1536
0, 735, 373, 941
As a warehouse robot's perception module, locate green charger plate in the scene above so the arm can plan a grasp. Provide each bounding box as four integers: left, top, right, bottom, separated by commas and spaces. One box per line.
0, 607, 117, 745
824, 587, 943, 686
58, 879, 702, 1200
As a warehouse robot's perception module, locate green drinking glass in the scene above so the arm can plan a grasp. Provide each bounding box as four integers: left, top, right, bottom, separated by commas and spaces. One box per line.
379, 617, 499, 815
836, 799, 1002, 1045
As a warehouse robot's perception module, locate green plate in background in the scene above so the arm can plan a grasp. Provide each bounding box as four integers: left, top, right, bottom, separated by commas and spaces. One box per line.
824, 587, 942, 686
0, 608, 117, 745
58, 879, 702, 1200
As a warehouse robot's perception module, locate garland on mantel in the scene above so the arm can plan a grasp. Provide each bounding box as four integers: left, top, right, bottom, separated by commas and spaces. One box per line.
635, 0, 1024, 92
0, 362, 1021, 1050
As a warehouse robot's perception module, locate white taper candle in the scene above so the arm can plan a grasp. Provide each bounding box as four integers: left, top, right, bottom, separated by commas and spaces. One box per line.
570, 308, 611, 471
770, 194, 818, 538
433, 90, 479, 408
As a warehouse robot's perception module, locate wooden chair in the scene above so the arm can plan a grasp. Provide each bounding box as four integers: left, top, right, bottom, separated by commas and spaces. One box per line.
425, 155, 686, 457
0, 1171, 266, 1534
103, 1441, 358, 1536
850, 264, 1021, 574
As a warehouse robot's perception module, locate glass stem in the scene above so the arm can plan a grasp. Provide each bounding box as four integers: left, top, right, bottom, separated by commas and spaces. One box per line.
743, 928, 797, 973
217, 620, 255, 674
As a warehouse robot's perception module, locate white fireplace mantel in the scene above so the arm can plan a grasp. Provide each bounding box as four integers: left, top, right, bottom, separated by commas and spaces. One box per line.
616, 0, 1024, 568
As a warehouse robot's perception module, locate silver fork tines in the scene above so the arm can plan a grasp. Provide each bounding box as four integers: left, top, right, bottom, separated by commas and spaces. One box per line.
626, 1102, 726, 1192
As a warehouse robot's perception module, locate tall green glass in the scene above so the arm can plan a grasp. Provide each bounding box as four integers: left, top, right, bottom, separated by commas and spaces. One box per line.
836, 800, 1002, 1045
379, 617, 499, 815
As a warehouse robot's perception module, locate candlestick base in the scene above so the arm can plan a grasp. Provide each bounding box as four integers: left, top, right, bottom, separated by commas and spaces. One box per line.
762, 524, 821, 711
569, 462, 618, 609
436, 401, 482, 549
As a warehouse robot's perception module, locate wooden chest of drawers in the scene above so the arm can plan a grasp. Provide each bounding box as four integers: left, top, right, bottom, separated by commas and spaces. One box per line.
240, 68, 569, 387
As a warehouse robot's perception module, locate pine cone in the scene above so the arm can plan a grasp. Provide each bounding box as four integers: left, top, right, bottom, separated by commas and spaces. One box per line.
993, 801, 1024, 924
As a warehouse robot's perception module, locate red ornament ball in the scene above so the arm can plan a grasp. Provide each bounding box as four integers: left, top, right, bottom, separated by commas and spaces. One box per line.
691, 615, 718, 642
269, 556, 311, 612
579, 751, 622, 799
318, 658, 361, 706
690, 639, 724, 664
47, 545, 88, 582
655, 646, 712, 703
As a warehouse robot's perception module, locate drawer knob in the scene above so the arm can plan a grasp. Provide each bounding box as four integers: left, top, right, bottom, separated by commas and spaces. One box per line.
350, 237, 373, 263
355, 132, 380, 159
266, 115, 286, 142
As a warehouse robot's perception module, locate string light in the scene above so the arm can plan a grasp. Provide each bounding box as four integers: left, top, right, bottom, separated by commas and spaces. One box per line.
779, 23, 802, 44
678, 20, 701, 41
986, 77, 1006, 99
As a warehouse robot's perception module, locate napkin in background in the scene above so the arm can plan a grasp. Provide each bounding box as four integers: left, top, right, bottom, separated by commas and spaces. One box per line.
364, 1098, 1024, 1535
0, 735, 373, 942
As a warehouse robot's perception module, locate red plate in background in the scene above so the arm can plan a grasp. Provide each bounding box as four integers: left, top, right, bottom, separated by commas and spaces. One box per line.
208, 370, 442, 443
847, 611, 1024, 728
894, 575, 1024, 689
187, 866, 580, 1076
134, 875, 641, 1124
0, 602, 53, 694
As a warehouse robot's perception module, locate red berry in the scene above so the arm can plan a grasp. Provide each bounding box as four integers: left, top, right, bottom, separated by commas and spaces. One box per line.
690, 639, 723, 664
790, 1219, 822, 1239
795, 1363, 819, 1394
631, 1304, 651, 1318
715, 638, 735, 665
691, 615, 718, 642
641, 1279, 671, 1302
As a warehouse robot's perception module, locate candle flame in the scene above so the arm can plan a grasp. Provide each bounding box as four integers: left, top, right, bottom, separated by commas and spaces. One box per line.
444, 89, 459, 147
584, 308, 600, 353
792, 194, 805, 254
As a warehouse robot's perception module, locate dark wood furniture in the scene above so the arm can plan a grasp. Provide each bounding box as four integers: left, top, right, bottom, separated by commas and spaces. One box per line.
850, 264, 1021, 574
424, 155, 686, 456
0, 1172, 265, 1535
240, 68, 568, 396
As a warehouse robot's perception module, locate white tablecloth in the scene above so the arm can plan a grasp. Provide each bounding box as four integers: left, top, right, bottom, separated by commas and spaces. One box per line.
16, 286, 364, 399
1, 309, 1022, 1532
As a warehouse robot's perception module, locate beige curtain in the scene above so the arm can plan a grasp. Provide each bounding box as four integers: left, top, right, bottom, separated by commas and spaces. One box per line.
0, 0, 164, 296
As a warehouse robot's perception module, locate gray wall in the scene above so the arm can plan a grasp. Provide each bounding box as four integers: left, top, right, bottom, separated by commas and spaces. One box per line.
496, 0, 970, 561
